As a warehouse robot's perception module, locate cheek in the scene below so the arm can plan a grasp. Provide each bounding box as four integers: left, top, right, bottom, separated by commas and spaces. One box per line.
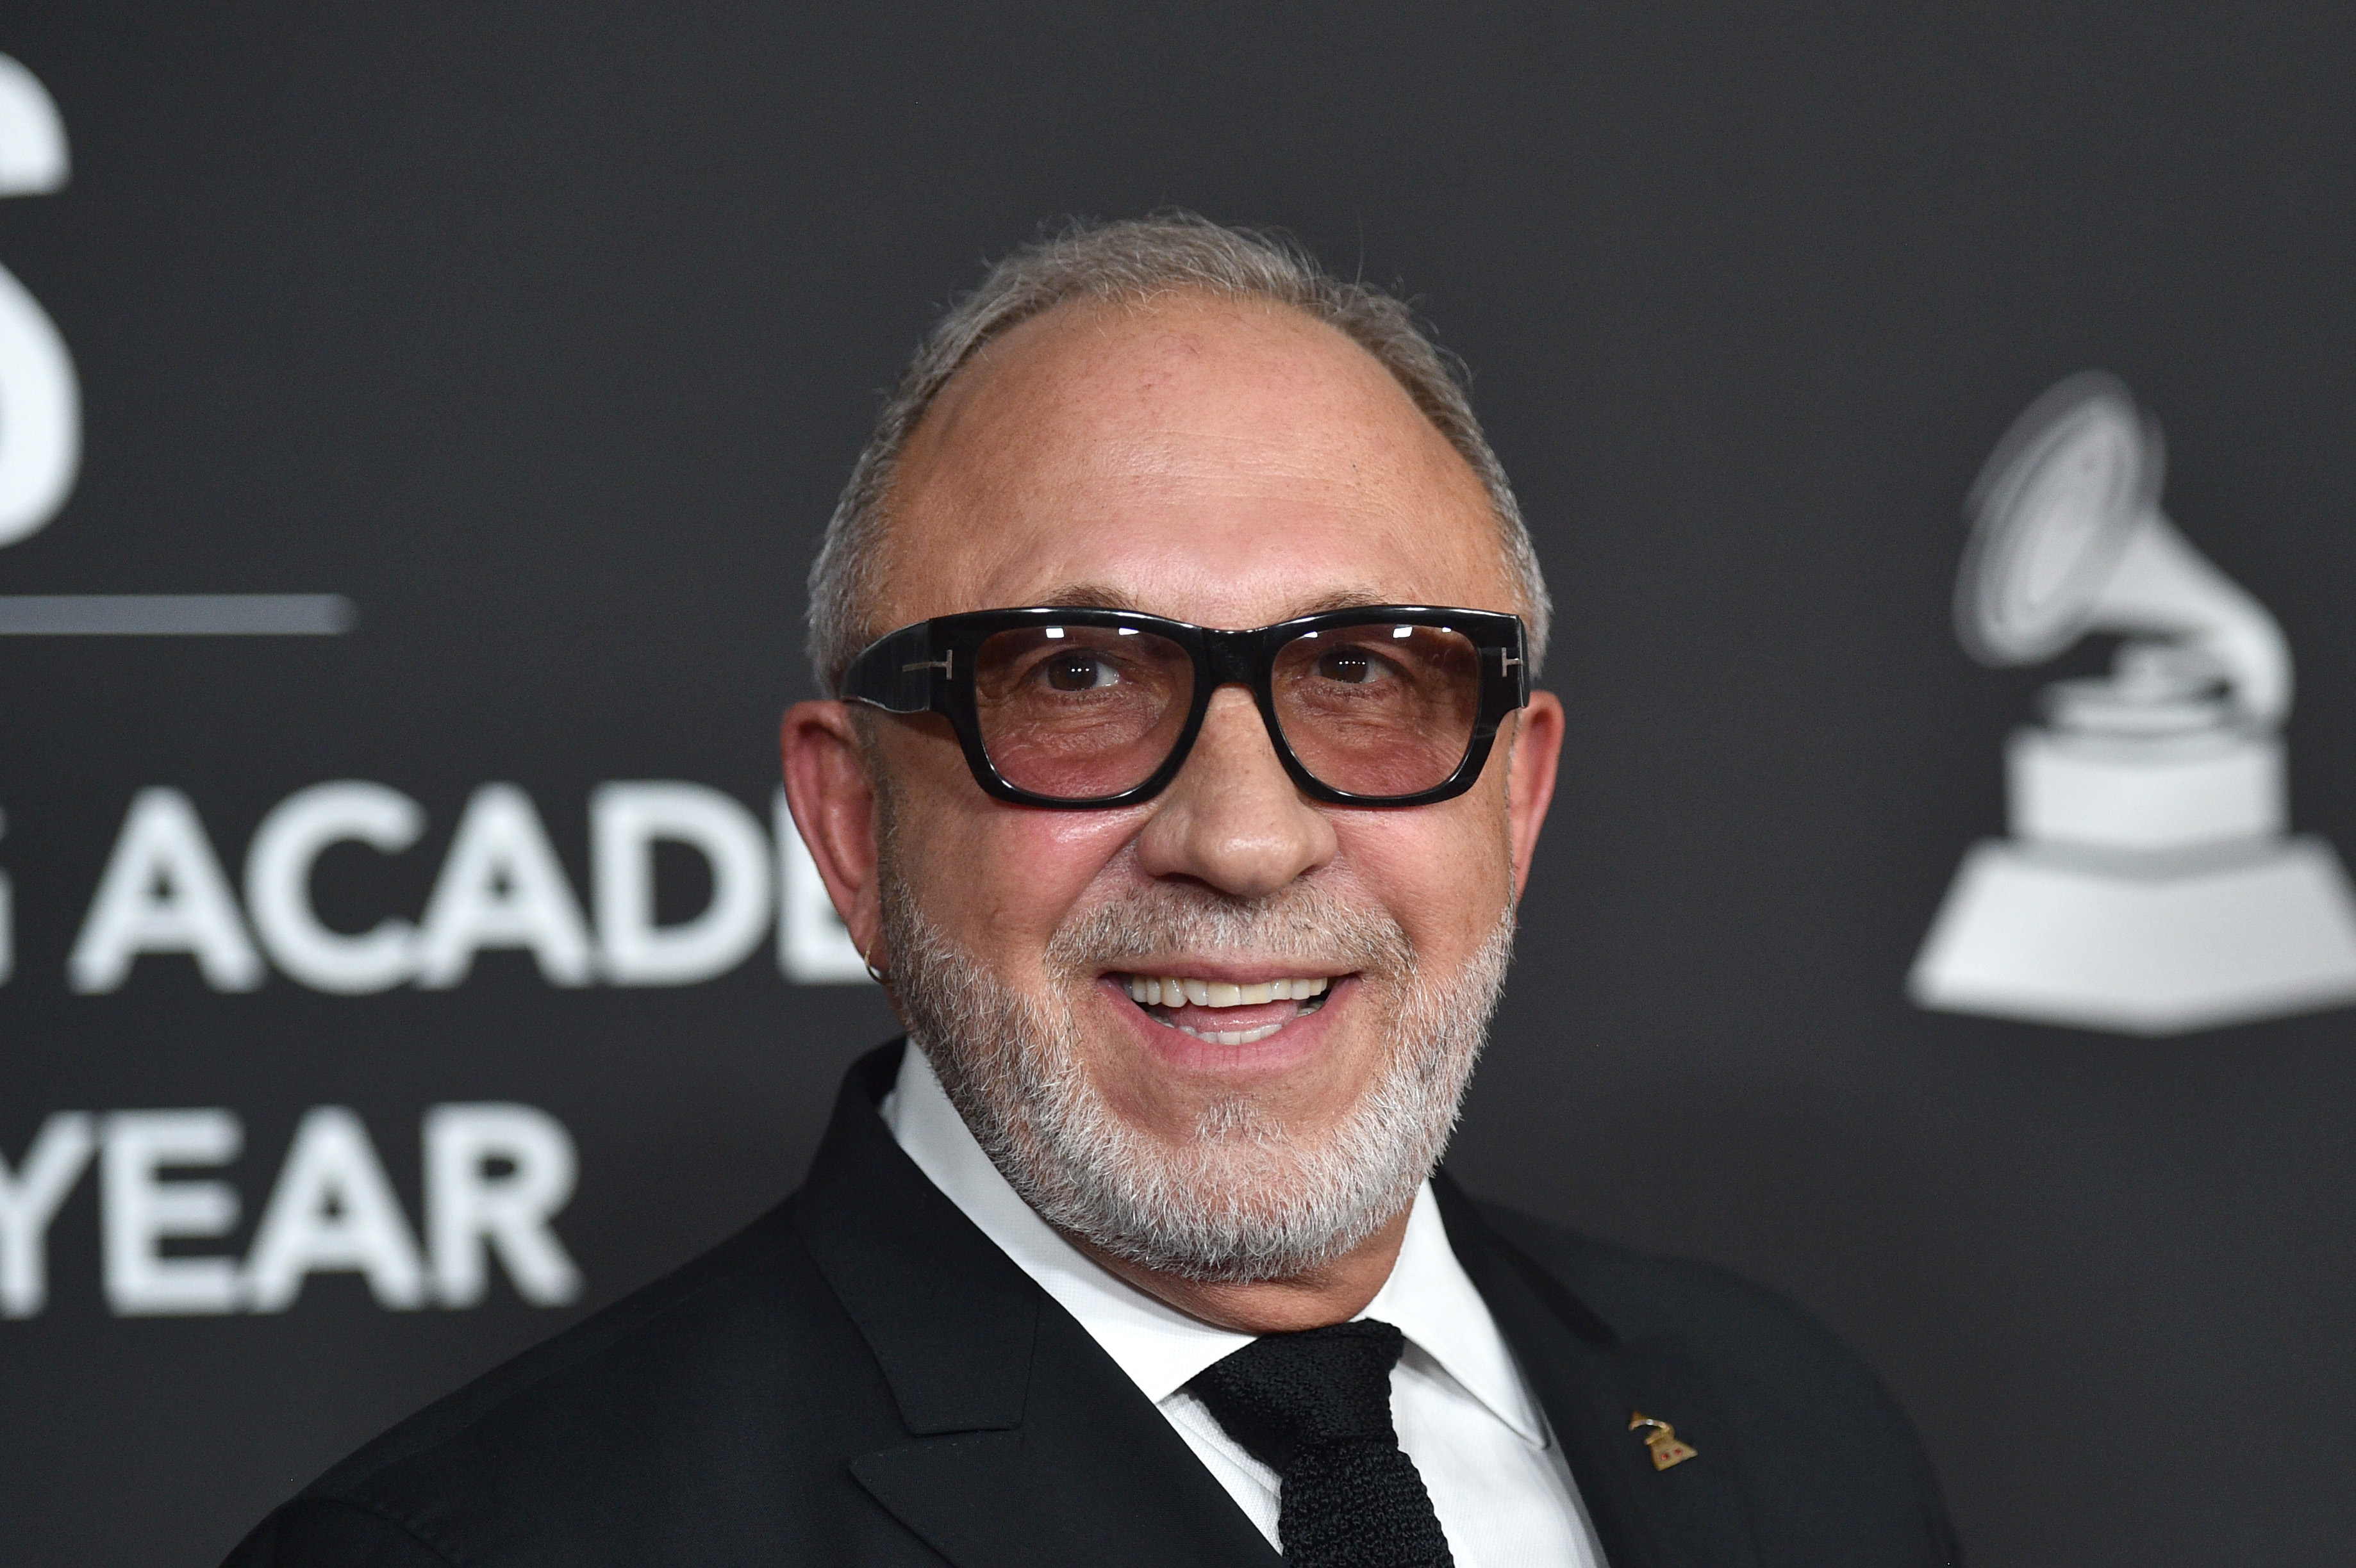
893, 771, 1147, 959
1332, 800, 1514, 961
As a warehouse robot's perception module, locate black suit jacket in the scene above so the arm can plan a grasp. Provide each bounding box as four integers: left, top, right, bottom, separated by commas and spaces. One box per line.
225, 1042, 1960, 1567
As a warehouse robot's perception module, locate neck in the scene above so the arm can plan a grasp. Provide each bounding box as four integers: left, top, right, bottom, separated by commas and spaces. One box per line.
1063, 1205, 1414, 1334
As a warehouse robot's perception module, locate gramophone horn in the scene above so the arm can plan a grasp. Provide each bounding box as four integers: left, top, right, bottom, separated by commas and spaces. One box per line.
1952, 371, 2291, 726
1957, 371, 2158, 668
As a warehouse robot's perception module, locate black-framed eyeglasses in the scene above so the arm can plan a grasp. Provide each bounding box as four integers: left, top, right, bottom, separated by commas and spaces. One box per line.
840, 605, 1529, 809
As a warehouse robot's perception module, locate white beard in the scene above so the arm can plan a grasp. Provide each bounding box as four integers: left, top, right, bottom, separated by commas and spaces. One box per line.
879, 846, 1516, 1283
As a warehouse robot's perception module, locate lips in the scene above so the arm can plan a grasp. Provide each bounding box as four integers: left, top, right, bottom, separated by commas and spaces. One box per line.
1115, 972, 1336, 1045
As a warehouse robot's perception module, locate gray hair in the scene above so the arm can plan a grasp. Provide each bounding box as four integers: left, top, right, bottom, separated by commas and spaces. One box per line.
806, 212, 1550, 694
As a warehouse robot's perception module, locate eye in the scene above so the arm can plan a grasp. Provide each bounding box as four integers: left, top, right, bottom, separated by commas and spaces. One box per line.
1043, 651, 1117, 691
1315, 648, 1381, 684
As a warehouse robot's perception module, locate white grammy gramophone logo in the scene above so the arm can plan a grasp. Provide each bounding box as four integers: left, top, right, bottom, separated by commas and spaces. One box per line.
1909, 372, 2356, 1035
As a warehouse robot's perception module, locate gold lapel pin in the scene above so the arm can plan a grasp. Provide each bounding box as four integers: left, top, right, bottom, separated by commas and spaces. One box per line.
1629, 1410, 1699, 1471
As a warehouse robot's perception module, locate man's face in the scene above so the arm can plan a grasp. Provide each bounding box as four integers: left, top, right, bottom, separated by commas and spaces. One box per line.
792, 293, 1561, 1276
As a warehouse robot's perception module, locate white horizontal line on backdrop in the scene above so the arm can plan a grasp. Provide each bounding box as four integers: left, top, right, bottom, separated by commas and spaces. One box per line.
0, 595, 357, 634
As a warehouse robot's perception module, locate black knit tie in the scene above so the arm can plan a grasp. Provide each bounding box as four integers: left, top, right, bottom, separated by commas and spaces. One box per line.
1192, 1319, 1456, 1568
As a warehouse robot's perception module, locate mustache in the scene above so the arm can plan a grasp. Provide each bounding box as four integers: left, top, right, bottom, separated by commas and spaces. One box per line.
1043, 878, 1416, 978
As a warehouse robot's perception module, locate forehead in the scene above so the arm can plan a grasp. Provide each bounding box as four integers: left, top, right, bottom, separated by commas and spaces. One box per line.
876, 293, 1516, 632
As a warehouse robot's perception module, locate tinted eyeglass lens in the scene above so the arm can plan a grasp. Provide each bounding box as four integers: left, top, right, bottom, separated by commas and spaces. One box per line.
1272, 623, 1482, 797
974, 625, 1196, 798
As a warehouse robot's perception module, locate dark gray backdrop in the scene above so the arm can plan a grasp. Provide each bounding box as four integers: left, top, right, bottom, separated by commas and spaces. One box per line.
3, 4, 2350, 1565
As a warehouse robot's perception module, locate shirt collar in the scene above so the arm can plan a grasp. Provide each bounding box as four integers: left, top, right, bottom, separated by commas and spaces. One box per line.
1360, 1171, 1547, 1442
883, 1043, 1545, 1444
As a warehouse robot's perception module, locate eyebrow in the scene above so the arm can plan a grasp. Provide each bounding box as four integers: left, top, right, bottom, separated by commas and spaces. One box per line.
1027, 582, 1150, 613
1283, 588, 1397, 617
1023, 582, 1398, 622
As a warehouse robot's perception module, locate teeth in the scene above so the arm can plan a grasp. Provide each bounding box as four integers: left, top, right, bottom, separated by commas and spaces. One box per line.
1123, 974, 1332, 1009
1177, 1022, 1288, 1045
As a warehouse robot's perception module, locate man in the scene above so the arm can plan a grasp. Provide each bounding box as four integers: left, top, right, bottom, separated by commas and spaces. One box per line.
228, 215, 1959, 1567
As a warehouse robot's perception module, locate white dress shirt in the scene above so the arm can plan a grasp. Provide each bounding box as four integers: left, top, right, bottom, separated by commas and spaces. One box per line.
882, 1044, 1604, 1568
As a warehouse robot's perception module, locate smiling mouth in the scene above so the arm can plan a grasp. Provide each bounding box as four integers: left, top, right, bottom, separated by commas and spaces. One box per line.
1116, 973, 1336, 1046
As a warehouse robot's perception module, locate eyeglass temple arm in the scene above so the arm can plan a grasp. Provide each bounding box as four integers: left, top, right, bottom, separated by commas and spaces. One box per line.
1497, 634, 1529, 707
840, 623, 947, 714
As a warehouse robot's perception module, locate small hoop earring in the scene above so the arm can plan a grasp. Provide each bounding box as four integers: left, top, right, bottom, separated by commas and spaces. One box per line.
861, 945, 890, 986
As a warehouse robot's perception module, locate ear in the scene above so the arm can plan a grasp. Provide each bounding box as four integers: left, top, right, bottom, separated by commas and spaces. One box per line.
1503, 690, 1563, 902
781, 700, 886, 971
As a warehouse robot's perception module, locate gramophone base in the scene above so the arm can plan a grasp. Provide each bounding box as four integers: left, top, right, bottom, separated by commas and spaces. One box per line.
1909, 836, 2356, 1036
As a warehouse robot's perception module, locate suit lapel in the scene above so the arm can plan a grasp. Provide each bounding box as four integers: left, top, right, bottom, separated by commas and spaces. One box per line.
849, 1305, 1283, 1568
1434, 1175, 1765, 1568
794, 1043, 1282, 1568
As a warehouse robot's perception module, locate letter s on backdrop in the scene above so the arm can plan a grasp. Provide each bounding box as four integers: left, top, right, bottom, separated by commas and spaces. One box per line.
0, 54, 79, 549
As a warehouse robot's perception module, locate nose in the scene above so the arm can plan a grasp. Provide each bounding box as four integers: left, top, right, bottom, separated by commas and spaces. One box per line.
1132, 684, 1337, 898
